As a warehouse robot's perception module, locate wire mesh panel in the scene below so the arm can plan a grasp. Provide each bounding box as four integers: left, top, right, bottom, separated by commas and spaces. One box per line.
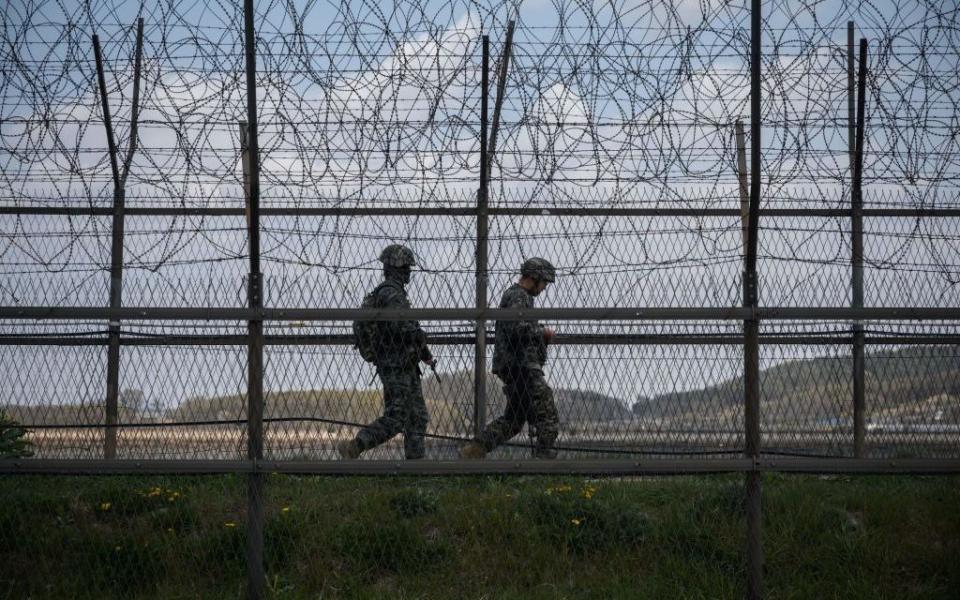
860, 339, 960, 459
262, 215, 479, 309
1, 341, 108, 459
0, 215, 113, 307
5, 320, 957, 462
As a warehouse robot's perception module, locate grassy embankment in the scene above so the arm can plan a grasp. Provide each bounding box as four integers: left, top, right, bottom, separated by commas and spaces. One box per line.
1, 474, 958, 599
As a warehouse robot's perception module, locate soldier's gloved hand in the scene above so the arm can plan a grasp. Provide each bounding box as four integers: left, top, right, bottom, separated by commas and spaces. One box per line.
543, 327, 555, 344
422, 356, 438, 368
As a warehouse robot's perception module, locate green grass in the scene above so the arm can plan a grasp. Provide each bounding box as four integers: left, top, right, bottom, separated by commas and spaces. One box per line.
1, 474, 957, 599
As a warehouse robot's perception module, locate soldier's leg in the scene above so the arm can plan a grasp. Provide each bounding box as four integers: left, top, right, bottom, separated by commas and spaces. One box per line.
475, 375, 526, 452
527, 371, 559, 458
354, 367, 407, 452
403, 367, 429, 459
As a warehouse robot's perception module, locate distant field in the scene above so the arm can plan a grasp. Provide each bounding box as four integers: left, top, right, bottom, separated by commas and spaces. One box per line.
19, 424, 957, 460
1, 474, 957, 598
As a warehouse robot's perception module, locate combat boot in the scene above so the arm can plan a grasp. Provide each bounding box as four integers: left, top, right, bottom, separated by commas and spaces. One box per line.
337, 438, 362, 459
459, 441, 487, 460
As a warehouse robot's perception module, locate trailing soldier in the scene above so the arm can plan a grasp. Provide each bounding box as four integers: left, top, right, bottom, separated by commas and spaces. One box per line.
460, 257, 559, 459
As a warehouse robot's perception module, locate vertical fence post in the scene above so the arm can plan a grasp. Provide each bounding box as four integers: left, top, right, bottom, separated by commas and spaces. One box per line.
94, 18, 143, 460
93, 34, 122, 460
744, 0, 764, 597
735, 121, 749, 250
242, 0, 266, 597
852, 37, 868, 458
239, 121, 251, 230
486, 20, 515, 176
847, 23, 855, 179
470, 21, 517, 441
847, 21, 867, 458
474, 35, 490, 438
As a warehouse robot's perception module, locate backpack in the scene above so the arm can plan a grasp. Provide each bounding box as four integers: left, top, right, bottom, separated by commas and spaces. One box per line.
352, 285, 383, 363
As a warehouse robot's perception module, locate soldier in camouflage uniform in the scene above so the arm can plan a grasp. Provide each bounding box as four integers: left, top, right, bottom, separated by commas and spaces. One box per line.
338, 244, 436, 460
460, 257, 560, 459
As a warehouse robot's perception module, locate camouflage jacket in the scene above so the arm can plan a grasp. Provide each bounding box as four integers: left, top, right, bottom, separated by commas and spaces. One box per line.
491, 283, 547, 375
371, 277, 432, 368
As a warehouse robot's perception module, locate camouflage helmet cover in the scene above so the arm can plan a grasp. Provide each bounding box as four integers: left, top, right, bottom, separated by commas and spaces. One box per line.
520, 257, 556, 282
379, 244, 417, 267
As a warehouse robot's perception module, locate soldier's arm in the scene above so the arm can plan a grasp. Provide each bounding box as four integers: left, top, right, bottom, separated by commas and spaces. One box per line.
380, 286, 433, 361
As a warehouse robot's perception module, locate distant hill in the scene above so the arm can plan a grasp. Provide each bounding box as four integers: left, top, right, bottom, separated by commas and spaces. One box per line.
163, 368, 631, 432
167, 388, 468, 433
421, 369, 632, 425
631, 345, 960, 426
2, 370, 629, 434
2, 405, 140, 427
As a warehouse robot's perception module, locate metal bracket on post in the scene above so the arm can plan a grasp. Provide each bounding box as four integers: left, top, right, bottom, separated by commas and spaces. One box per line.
743, 270, 758, 309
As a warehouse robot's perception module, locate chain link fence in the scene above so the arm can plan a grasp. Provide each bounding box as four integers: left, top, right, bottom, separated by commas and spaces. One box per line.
2, 0, 959, 596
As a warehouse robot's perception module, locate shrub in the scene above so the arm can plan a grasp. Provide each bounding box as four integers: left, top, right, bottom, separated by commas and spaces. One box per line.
0, 410, 33, 458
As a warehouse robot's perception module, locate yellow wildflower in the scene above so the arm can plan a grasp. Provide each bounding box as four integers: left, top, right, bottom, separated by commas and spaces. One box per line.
571, 518, 582, 526
281, 506, 291, 513
224, 521, 237, 528
99, 502, 111, 511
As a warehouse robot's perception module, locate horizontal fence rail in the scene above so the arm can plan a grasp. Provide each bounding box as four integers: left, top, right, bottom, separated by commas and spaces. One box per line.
4, 307, 960, 321
3, 334, 960, 346
5, 206, 960, 217
4, 458, 960, 475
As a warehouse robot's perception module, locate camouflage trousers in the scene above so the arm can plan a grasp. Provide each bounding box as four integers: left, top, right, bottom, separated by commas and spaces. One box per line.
477, 368, 559, 458
355, 364, 429, 459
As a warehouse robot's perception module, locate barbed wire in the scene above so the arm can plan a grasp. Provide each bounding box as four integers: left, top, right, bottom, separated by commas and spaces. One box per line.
0, 0, 958, 311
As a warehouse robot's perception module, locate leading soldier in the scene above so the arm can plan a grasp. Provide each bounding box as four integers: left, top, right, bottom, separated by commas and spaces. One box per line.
460, 257, 559, 459
338, 244, 436, 460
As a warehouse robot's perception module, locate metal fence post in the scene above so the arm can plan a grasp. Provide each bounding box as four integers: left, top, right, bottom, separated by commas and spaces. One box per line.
239, 121, 252, 230
242, 0, 266, 597
470, 22, 517, 440
851, 31, 868, 459
745, 0, 764, 597
487, 20, 515, 177
93, 18, 143, 460
474, 35, 490, 438
735, 121, 749, 249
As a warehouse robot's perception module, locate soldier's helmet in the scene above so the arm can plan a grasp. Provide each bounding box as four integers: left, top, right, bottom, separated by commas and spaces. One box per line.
379, 244, 417, 267
520, 257, 556, 283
